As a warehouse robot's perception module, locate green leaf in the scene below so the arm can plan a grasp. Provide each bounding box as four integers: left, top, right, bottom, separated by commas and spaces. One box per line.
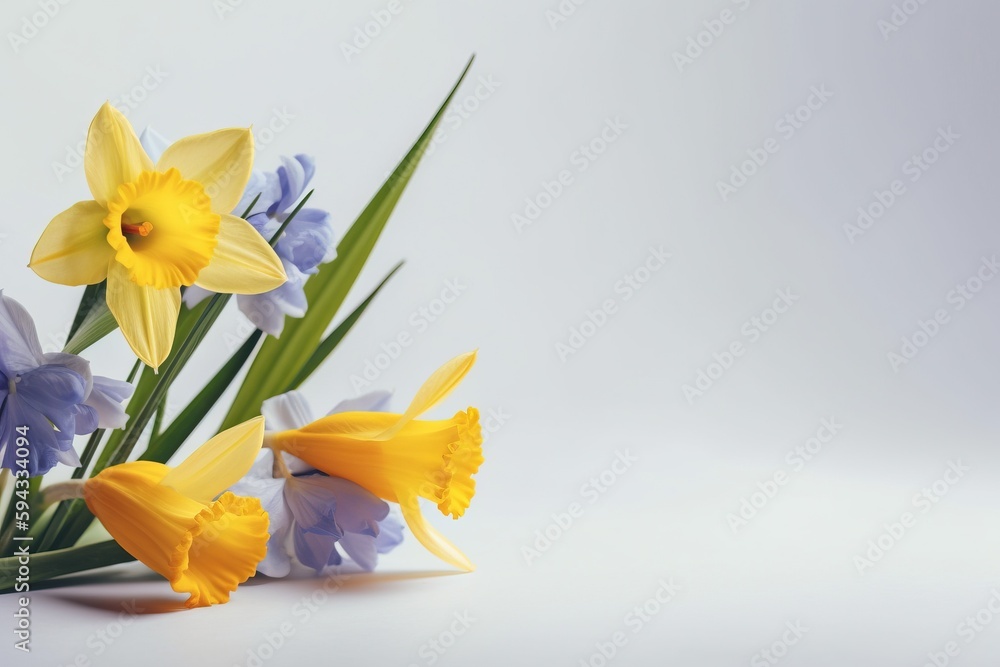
67, 282, 106, 342
0, 540, 136, 592
142, 329, 264, 464
220, 56, 476, 429
288, 261, 403, 391
62, 300, 118, 355
51, 299, 221, 549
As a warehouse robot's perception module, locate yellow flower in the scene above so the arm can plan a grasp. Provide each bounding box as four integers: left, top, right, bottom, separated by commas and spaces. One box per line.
267, 352, 484, 571
83, 417, 269, 608
29, 103, 287, 370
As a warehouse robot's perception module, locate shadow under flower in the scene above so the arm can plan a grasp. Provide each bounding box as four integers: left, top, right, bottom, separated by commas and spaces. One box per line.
46, 592, 189, 614
244, 567, 465, 594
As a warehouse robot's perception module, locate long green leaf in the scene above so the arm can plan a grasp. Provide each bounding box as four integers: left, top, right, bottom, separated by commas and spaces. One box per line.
287, 261, 403, 391
66, 282, 105, 343
220, 56, 476, 429
63, 301, 118, 355
142, 329, 264, 464
0, 540, 135, 592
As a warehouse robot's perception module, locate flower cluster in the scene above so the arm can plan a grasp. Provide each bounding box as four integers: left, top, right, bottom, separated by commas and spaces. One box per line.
0, 292, 132, 476
0, 86, 484, 610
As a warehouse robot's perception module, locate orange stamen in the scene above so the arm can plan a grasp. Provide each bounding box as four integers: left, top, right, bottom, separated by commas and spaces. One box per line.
121, 221, 154, 237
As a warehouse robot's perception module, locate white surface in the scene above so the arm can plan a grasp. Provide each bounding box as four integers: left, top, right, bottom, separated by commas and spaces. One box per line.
2, 0, 1000, 665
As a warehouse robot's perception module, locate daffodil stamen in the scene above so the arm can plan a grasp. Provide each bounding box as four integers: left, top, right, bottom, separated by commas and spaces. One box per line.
121, 219, 153, 237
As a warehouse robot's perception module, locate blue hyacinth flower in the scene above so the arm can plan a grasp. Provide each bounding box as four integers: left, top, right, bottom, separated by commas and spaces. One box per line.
229, 390, 403, 576
0, 292, 133, 476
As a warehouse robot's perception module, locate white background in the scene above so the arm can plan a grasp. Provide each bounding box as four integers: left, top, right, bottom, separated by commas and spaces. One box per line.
2, 0, 1000, 665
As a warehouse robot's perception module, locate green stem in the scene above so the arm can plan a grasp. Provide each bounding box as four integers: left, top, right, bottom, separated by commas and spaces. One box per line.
0, 540, 136, 592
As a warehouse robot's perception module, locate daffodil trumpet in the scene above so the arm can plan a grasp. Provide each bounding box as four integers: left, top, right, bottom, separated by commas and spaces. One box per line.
29, 103, 288, 370
264, 351, 484, 571
43, 417, 271, 607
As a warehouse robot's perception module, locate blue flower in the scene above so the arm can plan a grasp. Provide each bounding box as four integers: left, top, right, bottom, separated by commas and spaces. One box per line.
0, 293, 133, 476
139, 129, 336, 337
229, 390, 403, 576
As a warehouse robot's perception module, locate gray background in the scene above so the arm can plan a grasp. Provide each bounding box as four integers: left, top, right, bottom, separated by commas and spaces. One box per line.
2, 0, 1000, 665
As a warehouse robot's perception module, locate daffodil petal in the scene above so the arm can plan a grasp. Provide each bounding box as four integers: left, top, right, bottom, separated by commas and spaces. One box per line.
399, 494, 474, 572
106, 263, 179, 371
375, 351, 477, 441
156, 129, 254, 214
85, 102, 153, 206
193, 214, 286, 294
29, 201, 113, 286
162, 417, 265, 504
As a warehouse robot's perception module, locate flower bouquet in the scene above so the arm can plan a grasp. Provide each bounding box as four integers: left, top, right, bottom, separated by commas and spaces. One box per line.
0, 58, 484, 613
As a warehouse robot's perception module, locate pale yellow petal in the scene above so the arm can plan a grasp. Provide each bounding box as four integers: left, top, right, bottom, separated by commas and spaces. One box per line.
106, 263, 179, 371
193, 214, 286, 294
156, 129, 254, 214
399, 494, 474, 572
161, 417, 265, 504
374, 351, 478, 441
29, 201, 113, 285
85, 102, 153, 206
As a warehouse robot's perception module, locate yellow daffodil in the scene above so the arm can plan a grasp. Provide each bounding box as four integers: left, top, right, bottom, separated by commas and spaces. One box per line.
81, 417, 270, 607
266, 352, 484, 571
29, 103, 287, 370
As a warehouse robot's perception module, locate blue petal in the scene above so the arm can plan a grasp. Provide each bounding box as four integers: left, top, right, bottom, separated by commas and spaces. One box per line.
85, 376, 134, 430
245, 212, 281, 239
305, 476, 389, 537
235, 171, 282, 218
0, 394, 76, 476
269, 155, 315, 215
329, 390, 393, 415
72, 403, 99, 435
338, 531, 379, 571
17, 365, 88, 412
236, 262, 308, 337
275, 209, 335, 274
260, 391, 314, 432
0, 293, 46, 376
283, 475, 344, 538
229, 450, 295, 578
293, 527, 339, 573
375, 514, 405, 554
